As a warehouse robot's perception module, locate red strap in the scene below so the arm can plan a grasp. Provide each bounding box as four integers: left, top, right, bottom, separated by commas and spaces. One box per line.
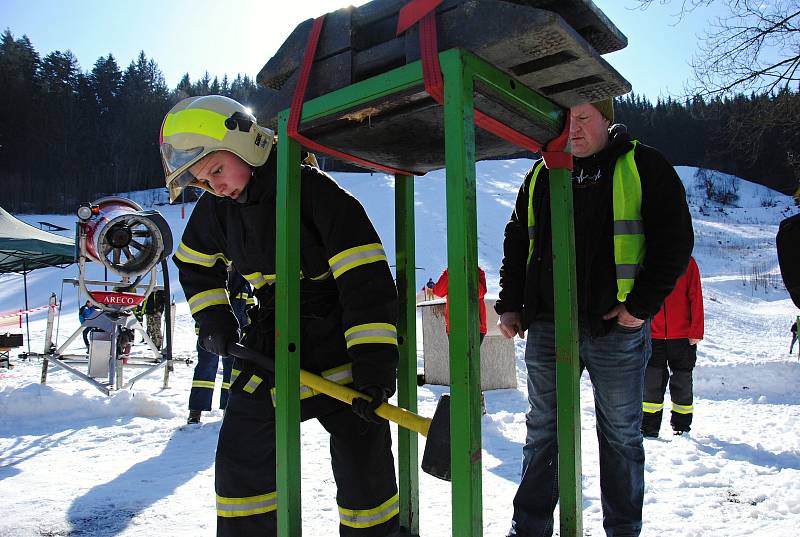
397, 0, 444, 35
287, 16, 414, 176
540, 115, 573, 170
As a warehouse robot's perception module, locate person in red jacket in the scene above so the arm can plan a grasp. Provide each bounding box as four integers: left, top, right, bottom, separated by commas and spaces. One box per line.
431, 267, 488, 339
430, 267, 489, 412
642, 256, 704, 437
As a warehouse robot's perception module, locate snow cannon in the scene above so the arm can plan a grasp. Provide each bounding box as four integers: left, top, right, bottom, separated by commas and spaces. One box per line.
256, 0, 631, 174
77, 197, 172, 279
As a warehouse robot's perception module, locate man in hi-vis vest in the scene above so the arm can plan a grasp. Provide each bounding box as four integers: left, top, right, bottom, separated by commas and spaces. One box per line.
496, 98, 693, 537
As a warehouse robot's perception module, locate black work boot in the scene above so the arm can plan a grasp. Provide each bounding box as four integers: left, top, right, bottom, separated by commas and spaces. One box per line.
187, 410, 202, 424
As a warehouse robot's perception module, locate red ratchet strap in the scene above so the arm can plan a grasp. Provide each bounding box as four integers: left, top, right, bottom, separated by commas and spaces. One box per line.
287, 16, 413, 176
397, 0, 573, 170
540, 116, 572, 170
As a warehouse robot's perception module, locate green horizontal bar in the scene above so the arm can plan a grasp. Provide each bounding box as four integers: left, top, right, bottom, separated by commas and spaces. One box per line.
298, 61, 424, 124
457, 49, 565, 133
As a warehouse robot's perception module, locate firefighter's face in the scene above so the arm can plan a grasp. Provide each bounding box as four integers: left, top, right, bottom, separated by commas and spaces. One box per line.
189, 151, 252, 200
569, 103, 610, 158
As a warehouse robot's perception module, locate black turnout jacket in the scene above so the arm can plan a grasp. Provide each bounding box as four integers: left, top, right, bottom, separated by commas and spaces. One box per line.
495, 125, 694, 335
174, 151, 399, 414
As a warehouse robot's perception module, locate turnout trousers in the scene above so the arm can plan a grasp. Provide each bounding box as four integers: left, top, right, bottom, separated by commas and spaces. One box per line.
189, 340, 233, 411
642, 338, 696, 434
215, 373, 399, 537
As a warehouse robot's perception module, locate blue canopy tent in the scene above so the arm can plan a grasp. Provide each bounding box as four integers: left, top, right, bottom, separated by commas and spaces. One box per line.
0, 206, 75, 352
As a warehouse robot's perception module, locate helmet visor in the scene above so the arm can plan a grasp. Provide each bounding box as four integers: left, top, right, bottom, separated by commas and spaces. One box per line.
161, 143, 204, 175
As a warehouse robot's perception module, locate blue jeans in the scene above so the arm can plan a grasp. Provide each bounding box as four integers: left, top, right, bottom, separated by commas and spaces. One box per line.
509, 320, 650, 537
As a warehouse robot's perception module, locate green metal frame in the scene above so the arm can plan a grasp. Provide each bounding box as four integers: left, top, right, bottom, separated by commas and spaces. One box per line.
275, 48, 580, 536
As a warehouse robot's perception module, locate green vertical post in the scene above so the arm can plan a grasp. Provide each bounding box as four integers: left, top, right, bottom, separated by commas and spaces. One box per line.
441, 51, 482, 537
549, 165, 583, 536
276, 110, 303, 537
395, 173, 420, 535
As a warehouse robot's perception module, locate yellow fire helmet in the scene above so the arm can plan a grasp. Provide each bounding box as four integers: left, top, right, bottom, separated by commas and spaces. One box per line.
159, 95, 274, 202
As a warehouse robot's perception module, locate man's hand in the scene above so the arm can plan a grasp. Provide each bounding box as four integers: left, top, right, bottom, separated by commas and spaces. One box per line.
498, 311, 526, 339
602, 303, 644, 328
689, 338, 701, 345
198, 321, 239, 356
351, 385, 388, 424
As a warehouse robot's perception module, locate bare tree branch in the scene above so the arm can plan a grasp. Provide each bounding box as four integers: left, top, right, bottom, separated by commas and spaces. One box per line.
634, 0, 800, 98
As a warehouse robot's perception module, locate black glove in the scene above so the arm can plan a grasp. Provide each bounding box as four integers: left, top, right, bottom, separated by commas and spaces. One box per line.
198, 315, 239, 356
351, 385, 389, 424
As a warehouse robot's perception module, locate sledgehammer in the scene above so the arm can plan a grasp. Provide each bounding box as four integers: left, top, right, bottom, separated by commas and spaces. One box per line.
227, 343, 452, 481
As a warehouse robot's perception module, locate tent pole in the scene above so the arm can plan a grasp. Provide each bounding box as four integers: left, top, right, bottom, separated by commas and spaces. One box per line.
23, 269, 31, 353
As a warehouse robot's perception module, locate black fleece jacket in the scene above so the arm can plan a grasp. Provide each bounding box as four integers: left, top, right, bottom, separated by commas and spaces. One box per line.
495, 125, 694, 335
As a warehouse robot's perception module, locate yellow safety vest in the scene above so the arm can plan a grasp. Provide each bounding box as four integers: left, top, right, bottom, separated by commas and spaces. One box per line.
527, 141, 646, 302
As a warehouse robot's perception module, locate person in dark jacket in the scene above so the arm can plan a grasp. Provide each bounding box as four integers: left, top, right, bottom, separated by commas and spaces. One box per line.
496, 98, 694, 537
161, 95, 399, 537
790, 321, 797, 354
642, 256, 703, 437
186, 266, 253, 424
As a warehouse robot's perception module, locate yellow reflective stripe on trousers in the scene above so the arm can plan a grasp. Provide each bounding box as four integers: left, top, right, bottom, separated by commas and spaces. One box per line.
612, 140, 645, 302
339, 493, 399, 529
216, 491, 277, 518
344, 323, 398, 348
329, 243, 388, 279
243, 271, 275, 289
231, 368, 240, 384
270, 363, 353, 405
188, 288, 229, 315
671, 403, 693, 414
243, 374, 263, 394
526, 161, 546, 265
642, 401, 663, 413
175, 241, 229, 267
221, 382, 231, 390
192, 380, 216, 389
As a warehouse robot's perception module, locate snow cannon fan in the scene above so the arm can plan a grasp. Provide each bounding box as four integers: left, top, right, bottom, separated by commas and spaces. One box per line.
75, 196, 173, 312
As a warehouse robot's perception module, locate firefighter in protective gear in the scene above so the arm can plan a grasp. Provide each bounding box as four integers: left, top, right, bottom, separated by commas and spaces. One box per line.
162, 95, 400, 537
186, 267, 252, 424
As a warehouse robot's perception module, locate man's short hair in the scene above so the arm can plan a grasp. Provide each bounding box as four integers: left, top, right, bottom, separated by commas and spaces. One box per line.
591, 98, 614, 123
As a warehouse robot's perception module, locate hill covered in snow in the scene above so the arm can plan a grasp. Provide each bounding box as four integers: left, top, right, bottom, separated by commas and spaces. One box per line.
1, 160, 799, 537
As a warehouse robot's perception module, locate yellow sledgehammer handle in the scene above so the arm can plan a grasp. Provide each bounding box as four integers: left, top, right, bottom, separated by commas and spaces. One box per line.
228, 342, 432, 437
298, 369, 432, 437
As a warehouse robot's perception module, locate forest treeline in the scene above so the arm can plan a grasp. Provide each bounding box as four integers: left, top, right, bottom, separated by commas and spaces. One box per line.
1, 29, 798, 214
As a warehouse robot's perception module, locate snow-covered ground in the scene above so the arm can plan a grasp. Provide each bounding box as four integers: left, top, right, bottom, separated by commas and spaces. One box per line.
1, 160, 799, 537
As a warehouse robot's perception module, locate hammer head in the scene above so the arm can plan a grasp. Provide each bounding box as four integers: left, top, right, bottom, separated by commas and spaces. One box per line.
421, 394, 451, 481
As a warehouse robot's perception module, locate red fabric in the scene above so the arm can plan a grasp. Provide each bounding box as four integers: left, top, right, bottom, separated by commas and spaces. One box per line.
540, 115, 573, 170
651, 257, 704, 340
431, 268, 487, 334
396, 0, 444, 34
287, 15, 414, 177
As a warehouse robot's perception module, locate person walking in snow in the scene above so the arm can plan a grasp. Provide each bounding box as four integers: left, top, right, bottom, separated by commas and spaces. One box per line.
642, 256, 704, 437
78, 300, 98, 351
161, 95, 400, 537
790, 321, 797, 354
186, 266, 252, 424
140, 288, 165, 349
495, 98, 693, 537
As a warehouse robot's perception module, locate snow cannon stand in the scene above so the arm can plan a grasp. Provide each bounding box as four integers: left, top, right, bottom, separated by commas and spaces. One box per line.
38, 197, 176, 395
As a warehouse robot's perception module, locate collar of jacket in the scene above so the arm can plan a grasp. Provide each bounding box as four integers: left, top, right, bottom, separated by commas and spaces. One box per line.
573, 123, 634, 172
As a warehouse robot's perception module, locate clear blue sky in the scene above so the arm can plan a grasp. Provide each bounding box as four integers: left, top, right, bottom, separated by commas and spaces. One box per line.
1, 0, 725, 102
